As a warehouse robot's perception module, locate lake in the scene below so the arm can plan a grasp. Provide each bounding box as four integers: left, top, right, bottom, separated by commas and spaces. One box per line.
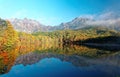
0, 45, 120, 77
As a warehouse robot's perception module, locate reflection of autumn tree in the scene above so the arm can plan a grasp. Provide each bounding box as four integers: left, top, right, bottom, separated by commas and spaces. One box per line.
35, 44, 114, 58
0, 47, 19, 74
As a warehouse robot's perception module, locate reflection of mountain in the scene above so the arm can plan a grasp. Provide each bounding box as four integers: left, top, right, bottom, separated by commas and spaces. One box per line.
15, 52, 120, 67
14, 51, 120, 76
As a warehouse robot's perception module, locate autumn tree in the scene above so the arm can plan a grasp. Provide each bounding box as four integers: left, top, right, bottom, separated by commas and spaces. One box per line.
2, 21, 19, 49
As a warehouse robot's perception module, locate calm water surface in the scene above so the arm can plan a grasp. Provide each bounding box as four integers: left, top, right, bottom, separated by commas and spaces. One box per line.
0, 45, 120, 77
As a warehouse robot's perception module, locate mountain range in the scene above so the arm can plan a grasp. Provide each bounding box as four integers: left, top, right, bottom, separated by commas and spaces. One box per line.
9, 17, 120, 33
9, 18, 51, 33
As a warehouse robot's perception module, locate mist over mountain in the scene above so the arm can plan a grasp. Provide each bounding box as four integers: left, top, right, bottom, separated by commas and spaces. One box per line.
8, 12, 120, 33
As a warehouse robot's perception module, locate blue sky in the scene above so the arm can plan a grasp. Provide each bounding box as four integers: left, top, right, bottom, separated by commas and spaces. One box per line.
0, 0, 119, 25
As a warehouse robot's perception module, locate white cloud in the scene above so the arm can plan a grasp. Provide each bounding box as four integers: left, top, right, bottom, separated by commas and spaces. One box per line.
79, 11, 120, 26
98, 12, 113, 19
97, 11, 119, 20
86, 18, 120, 26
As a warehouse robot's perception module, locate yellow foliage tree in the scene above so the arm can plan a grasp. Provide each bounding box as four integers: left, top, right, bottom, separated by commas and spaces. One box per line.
2, 21, 19, 50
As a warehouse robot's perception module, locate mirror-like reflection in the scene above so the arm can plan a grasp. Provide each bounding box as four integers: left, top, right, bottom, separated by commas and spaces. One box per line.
0, 44, 120, 77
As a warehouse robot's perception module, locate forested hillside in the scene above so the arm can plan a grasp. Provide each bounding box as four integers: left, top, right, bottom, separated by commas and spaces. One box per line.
33, 26, 120, 44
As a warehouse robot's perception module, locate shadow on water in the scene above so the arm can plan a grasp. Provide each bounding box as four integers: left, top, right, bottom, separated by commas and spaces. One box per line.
73, 36, 120, 51
0, 43, 120, 77
83, 43, 120, 51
